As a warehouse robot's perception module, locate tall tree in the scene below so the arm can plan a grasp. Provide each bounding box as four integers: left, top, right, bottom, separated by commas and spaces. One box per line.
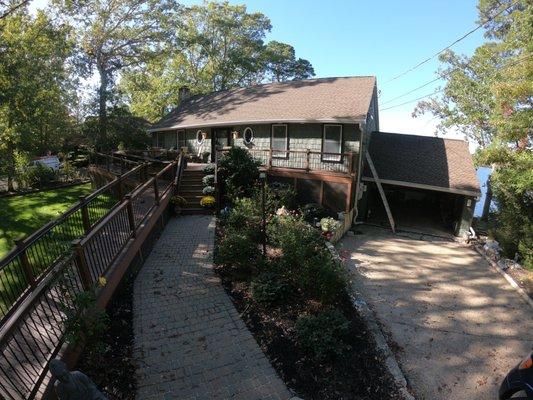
120, 1, 315, 122
263, 41, 315, 82
53, 0, 179, 149
413, 0, 532, 266
0, 9, 73, 190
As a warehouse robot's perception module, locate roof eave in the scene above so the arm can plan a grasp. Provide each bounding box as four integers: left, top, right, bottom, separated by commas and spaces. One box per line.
361, 177, 481, 198
148, 117, 366, 133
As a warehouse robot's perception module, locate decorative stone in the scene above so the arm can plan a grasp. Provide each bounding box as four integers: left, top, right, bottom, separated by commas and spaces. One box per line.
50, 359, 108, 400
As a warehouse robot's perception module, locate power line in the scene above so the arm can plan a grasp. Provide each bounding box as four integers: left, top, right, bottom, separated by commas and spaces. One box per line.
380, 76, 442, 105
379, 54, 532, 112
381, 0, 519, 85
380, 88, 444, 112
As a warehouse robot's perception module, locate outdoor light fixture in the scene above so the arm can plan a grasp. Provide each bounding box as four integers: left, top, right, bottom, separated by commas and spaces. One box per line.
232, 130, 239, 139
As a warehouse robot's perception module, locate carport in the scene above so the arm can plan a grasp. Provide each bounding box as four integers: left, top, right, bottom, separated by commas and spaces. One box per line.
358, 132, 481, 237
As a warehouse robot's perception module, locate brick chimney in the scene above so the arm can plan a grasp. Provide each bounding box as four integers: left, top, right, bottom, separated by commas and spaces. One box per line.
178, 86, 191, 103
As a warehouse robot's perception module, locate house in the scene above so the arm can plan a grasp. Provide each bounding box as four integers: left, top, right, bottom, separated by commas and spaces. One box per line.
148, 76, 480, 237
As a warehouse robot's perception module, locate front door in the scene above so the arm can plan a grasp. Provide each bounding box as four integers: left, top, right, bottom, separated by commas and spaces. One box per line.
212, 128, 231, 162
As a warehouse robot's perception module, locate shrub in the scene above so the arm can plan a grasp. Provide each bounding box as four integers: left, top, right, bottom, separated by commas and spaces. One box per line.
225, 198, 262, 241
296, 308, 351, 360
251, 272, 293, 306
320, 217, 341, 233
301, 203, 329, 224
16, 163, 57, 188
214, 228, 258, 270
202, 185, 215, 195
219, 147, 261, 200
203, 164, 215, 174
267, 215, 347, 304
171, 195, 187, 207
202, 174, 215, 186
200, 195, 215, 208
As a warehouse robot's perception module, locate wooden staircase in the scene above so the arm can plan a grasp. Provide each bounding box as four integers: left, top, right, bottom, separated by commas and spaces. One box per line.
179, 168, 213, 215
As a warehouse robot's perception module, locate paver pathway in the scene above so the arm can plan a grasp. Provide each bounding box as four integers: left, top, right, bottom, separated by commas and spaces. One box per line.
339, 225, 533, 400
133, 215, 291, 400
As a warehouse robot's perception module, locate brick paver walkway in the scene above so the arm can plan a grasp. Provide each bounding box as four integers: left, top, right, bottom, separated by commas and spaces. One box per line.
133, 215, 291, 400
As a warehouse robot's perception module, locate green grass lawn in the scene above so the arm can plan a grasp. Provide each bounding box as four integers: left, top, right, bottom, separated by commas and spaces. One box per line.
0, 184, 93, 259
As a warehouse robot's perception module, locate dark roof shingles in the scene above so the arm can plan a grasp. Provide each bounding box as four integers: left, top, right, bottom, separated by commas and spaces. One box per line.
152, 76, 376, 130
363, 132, 480, 194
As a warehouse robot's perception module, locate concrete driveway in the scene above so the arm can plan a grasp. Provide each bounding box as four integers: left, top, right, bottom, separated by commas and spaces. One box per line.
338, 225, 533, 400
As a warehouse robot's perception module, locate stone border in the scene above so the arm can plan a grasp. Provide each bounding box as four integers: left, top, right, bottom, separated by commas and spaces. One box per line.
473, 245, 533, 310
325, 241, 416, 400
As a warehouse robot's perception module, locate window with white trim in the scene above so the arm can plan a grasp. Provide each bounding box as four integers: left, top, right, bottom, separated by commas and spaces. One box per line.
243, 127, 254, 144
322, 124, 343, 162
271, 124, 288, 158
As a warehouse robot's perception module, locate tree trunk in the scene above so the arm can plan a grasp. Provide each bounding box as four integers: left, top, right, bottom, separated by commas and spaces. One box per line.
6, 142, 15, 192
97, 64, 108, 151
481, 175, 492, 221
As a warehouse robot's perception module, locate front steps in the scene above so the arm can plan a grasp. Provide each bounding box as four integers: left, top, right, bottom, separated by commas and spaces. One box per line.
178, 168, 214, 215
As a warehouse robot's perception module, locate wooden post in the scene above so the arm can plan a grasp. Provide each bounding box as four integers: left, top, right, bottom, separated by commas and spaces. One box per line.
117, 177, 123, 201
14, 237, 36, 289
79, 196, 91, 233
120, 159, 125, 175
106, 155, 110, 171
305, 149, 310, 172
366, 151, 395, 233
124, 195, 136, 237
72, 239, 92, 291
153, 175, 160, 205
348, 151, 354, 175
268, 148, 273, 169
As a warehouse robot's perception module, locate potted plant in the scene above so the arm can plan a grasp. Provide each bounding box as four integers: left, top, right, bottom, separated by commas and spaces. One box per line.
171, 195, 187, 215
200, 195, 215, 208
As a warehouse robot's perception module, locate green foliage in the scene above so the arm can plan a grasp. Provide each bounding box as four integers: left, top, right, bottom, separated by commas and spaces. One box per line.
263, 41, 315, 82
202, 174, 215, 186
260, 182, 297, 214
219, 147, 261, 200
203, 164, 215, 174
60, 284, 109, 354
251, 272, 293, 306
214, 228, 258, 271
296, 309, 351, 360
16, 164, 56, 189
300, 203, 329, 224
268, 215, 347, 304
489, 151, 533, 269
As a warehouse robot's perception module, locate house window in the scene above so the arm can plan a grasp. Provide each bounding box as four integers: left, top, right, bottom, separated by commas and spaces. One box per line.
243, 127, 254, 144
322, 124, 343, 162
156, 132, 165, 148
271, 124, 288, 158
196, 130, 205, 144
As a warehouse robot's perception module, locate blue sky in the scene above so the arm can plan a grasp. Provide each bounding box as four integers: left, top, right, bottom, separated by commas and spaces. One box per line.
31, 0, 486, 142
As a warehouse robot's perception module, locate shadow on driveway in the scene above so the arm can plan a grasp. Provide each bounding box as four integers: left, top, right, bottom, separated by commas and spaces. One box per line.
338, 225, 533, 400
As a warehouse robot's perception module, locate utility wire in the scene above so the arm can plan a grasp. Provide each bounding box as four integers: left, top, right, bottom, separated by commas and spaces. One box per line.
379, 53, 531, 112
381, 0, 519, 85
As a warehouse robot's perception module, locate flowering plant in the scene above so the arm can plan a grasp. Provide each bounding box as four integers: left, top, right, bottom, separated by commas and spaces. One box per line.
200, 195, 216, 208
202, 186, 215, 195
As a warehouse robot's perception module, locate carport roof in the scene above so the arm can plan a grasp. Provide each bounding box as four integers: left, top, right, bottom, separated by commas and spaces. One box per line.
363, 132, 481, 197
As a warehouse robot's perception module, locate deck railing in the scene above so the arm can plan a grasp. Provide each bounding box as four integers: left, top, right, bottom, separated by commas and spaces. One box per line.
217, 147, 357, 175
0, 155, 145, 325
0, 156, 182, 400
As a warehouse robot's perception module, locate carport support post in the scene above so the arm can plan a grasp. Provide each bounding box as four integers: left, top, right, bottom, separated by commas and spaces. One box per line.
455, 196, 476, 237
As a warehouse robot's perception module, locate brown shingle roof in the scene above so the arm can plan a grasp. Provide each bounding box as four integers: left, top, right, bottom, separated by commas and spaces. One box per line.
150, 76, 376, 131
363, 132, 481, 196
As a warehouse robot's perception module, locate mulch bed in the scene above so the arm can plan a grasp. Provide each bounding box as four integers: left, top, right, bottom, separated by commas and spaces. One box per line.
216, 265, 404, 400
76, 272, 136, 400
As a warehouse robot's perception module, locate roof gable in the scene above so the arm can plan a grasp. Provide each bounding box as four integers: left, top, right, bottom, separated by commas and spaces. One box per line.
150, 76, 376, 131
363, 132, 481, 196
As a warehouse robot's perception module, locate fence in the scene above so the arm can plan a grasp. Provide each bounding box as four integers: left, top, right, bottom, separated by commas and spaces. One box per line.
0, 158, 146, 326
0, 155, 183, 400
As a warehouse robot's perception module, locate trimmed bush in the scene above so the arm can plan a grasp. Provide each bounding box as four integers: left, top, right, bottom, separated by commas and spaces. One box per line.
219, 147, 261, 200
202, 185, 215, 195
296, 308, 351, 360
251, 272, 293, 306
202, 174, 215, 186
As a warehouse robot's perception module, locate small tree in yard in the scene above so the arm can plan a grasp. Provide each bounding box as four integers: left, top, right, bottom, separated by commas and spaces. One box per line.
218, 147, 261, 201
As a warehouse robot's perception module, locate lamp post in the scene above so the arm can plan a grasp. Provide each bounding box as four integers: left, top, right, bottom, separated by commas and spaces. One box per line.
259, 172, 267, 257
